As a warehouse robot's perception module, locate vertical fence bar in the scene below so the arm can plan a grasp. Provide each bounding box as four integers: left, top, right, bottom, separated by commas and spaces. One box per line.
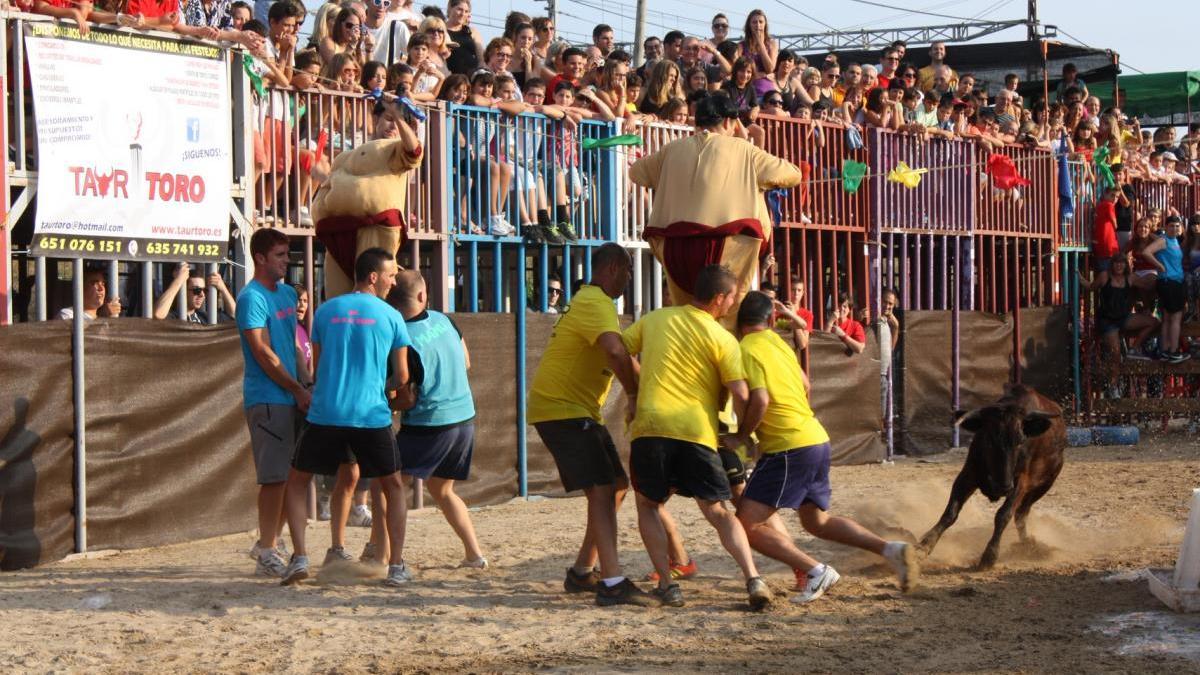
35, 255, 46, 321
71, 258, 87, 553
141, 262, 153, 318
516, 243, 528, 498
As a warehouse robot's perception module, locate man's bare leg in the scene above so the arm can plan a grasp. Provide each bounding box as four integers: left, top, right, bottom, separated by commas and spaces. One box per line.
329, 463, 359, 550
427, 477, 484, 563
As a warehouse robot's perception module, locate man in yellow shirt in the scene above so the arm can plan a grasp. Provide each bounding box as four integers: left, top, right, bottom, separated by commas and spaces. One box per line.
623, 264, 772, 610
917, 41, 957, 93
527, 243, 658, 607
732, 291, 919, 604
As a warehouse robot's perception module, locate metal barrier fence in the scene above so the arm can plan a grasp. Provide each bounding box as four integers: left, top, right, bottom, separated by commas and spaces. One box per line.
1061, 160, 1094, 250
868, 128, 975, 234
759, 115, 867, 230
976, 144, 1057, 238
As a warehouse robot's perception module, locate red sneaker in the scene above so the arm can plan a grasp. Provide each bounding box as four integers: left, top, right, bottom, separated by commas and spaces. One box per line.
644, 559, 699, 582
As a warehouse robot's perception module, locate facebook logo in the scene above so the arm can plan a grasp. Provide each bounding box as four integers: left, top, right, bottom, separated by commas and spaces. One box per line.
186, 118, 201, 143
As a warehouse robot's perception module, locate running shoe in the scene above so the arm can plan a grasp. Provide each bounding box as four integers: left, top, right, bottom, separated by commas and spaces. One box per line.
488, 214, 516, 237
541, 223, 566, 245
643, 558, 699, 582
595, 578, 661, 607
348, 504, 373, 528
557, 221, 579, 242
383, 562, 413, 586
249, 539, 289, 562
747, 576, 773, 610
791, 565, 841, 604
323, 546, 353, 566
651, 583, 685, 607
1169, 351, 1193, 364
280, 554, 309, 586
563, 567, 601, 593
883, 542, 921, 593
459, 556, 490, 570
360, 541, 381, 564
256, 549, 288, 578
521, 223, 545, 245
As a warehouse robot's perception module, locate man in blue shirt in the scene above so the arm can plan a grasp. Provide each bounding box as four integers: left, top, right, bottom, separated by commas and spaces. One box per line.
237, 228, 311, 578
383, 270, 487, 570
280, 248, 414, 587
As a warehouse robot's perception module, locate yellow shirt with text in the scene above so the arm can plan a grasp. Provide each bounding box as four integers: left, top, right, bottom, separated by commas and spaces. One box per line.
623, 305, 744, 449
527, 285, 620, 423
740, 329, 830, 454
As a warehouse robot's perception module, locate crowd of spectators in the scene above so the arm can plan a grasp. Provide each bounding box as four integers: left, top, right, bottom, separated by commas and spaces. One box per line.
16, 2, 1200, 362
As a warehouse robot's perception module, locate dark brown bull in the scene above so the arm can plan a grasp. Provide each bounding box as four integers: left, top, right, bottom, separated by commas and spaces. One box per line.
919, 384, 1066, 569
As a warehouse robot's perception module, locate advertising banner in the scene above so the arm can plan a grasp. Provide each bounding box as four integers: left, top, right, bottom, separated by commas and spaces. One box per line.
25, 23, 232, 261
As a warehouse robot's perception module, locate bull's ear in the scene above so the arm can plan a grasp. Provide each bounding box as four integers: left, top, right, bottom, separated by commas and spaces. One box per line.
1022, 411, 1058, 438
955, 408, 986, 433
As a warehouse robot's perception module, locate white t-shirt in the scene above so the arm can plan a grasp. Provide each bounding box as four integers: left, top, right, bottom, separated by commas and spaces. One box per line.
372, 16, 412, 64
57, 307, 95, 321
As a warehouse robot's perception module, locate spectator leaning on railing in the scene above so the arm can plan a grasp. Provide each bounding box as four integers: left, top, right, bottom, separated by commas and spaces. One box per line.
57, 265, 121, 321
153, 262, 237, 323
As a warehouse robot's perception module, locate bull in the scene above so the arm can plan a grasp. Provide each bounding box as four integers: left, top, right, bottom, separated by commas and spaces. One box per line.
919, 384, 1066, 569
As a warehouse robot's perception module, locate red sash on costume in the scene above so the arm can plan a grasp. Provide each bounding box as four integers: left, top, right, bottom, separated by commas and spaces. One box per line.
643, 219, 767, 294
315, 209, 407, 276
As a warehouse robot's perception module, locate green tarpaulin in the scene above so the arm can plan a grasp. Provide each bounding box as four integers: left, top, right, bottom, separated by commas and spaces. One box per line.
1091, 71, 1200, 121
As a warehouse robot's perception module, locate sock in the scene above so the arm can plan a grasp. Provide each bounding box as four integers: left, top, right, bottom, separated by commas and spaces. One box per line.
555, 205, 570, 223
882, 541, 904, 559
602, 576, 625, 588
807, 563, 827, 579
536, 209, 551, 226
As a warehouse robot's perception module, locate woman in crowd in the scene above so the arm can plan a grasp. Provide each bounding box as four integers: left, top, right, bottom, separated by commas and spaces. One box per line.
739, 9, 777, 77
638, 60, 684, 118
1142, 215, 1190, 362
319, 7, 370, 65
306, 2, 341, 51
403, 33, 446, 100
509, 21, 538, 90
683, 66, 708, 98
1080, 255, 1159, 394
445, 0, 485, 75
419, 15, 454, 75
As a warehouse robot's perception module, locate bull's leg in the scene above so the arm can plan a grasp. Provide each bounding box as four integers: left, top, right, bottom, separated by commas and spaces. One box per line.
1014, 480, 1055, 545
979, 486, 1025, 570
919, 471, 977, 556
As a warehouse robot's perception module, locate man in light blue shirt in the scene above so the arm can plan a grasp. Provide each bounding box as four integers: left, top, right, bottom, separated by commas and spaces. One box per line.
237, 228, 311, 578
280, 248, 413, 587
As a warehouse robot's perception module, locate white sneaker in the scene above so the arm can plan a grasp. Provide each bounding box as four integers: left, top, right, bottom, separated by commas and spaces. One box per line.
348, 504, 373, 528
791, 565, 841, 604
323, 546, 354, 566
298, 206, 313, 227
459, 556, 489, 570
883, 542, 920, 593
317, 496, 331, 521
281, 554, 309, 585
384, 562, 413, 586
256, 549, 288, 578
488, 214, 515, 236
249, 538, 289, 561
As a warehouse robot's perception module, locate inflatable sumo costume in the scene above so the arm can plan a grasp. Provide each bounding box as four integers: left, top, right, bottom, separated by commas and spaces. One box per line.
311, 100, 424, 298
629, 127, 803, 325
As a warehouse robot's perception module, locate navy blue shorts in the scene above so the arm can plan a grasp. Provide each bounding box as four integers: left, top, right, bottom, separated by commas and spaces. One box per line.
742, 442, 833, 511
396, 421, 475, 481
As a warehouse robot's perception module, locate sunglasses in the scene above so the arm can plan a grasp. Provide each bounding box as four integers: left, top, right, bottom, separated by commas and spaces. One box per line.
764, 98, 783, 105
189, 286, 206, 295
713, 23, 728, 29
372, 0, 391, 6
548, 287, 563, 294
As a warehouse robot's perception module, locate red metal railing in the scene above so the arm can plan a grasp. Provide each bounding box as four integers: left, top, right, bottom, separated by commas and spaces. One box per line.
758, 115, 868, 231
975, 144, 1057, 238
867, 128, 976, 235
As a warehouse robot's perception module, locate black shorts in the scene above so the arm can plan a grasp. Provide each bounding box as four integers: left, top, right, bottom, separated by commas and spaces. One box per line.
719, 447, 748, 486
630, 436, 731, 504
535, 418, 628, 492
294, 423, 400, 479
1158, 278, 1186, 313
397, 421, 475, 481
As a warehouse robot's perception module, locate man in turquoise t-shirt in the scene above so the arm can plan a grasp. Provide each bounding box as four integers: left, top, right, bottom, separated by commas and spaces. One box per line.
280, 248, 414, 588
236, 228, 311, 579
382, 270, 487, 571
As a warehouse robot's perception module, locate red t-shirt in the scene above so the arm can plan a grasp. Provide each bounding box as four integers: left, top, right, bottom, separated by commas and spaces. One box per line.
546, 75, 579, 97
1092, 200, 1119, 259
126, 0, 180, 19
876, 74, 892, 90
796, 307, 814, 331
836, 318, 866, 344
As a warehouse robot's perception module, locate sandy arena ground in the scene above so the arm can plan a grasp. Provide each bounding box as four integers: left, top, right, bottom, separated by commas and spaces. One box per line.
3, 433, 1200, 673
